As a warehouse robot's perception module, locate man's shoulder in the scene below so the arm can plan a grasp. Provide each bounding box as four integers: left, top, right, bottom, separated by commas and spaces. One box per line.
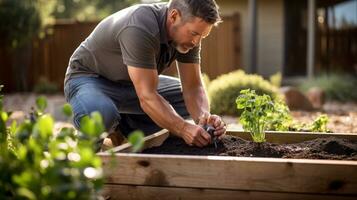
121, 3, 167, 37
130, 3, 167, 18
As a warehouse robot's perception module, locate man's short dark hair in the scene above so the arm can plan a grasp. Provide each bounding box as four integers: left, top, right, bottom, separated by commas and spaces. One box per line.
168, 0, 222, 26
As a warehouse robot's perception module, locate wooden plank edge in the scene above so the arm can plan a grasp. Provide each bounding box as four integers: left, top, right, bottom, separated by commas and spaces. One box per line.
98, 152, 357, 165
102, 184, 357, 200
102, 129, 170, 153
98, 153, 357, 194
228, 128, 357, 136
228, 129, 357, 143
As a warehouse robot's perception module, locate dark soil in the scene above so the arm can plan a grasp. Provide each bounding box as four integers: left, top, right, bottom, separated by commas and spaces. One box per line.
142, 135, 357, 160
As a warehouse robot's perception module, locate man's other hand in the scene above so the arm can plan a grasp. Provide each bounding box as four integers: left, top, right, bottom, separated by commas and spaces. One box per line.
198, 113, 227, 140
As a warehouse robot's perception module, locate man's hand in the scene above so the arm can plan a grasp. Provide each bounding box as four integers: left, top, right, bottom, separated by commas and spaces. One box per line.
198, 113, 227, 140
179, 113, 227, 147
180, 122, 211, 147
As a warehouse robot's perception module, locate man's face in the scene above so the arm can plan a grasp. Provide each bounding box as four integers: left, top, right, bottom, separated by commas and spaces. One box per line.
169, 14, 213, 54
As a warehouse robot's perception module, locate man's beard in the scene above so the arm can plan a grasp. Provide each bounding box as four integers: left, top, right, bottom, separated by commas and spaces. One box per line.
171, 23, 192, 54
171, 41, 190, 54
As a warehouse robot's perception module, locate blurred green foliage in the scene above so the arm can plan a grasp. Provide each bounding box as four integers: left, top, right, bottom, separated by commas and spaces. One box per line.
0, 0, 41, 49
269, 72, 282, 88
299, 73, 357, 102
0, 87, 104, 199
33, 77, 59, 94
201, 73, 210, 90
52, 0, 139, 21
310, 114, 329, 133
0, 0, 140, 49
0, 85, 145, 199
128, 131, 145, 152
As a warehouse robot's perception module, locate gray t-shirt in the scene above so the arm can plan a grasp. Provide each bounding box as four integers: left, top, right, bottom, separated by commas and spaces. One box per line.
65, 3, 201, 84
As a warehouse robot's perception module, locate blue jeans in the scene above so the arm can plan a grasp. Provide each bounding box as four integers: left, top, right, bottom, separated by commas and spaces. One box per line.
64, 75, 189, 137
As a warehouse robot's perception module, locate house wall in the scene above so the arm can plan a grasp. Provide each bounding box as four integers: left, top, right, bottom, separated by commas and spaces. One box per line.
216, 0, 285, 77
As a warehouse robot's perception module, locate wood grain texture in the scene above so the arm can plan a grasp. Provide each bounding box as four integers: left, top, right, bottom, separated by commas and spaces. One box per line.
102, 184, 357, 200
98, 153, 357, 195
228, 129, 357, 144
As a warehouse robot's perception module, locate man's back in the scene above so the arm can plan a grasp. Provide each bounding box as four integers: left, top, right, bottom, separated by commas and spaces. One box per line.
65, 3, 168, 83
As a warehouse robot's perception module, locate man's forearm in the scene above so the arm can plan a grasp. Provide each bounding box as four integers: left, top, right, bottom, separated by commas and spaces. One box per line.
183, 85, 210, 123
138, 91, 187, 136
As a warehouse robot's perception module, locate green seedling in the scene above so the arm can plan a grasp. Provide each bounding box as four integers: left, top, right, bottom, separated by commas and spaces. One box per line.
236, 89, 331, 142
236, 89, 274, 143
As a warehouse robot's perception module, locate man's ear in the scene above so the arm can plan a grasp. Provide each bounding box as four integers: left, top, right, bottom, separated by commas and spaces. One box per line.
168, 9, 181, 24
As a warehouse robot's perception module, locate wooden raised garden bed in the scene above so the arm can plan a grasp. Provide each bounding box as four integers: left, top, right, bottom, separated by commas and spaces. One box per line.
98, 129, 357, 200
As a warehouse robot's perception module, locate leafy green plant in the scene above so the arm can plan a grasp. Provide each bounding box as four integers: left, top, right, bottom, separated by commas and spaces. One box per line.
0, 87, 104, 199
289, 114, 330, 133
236, 89, 274, 143
208, 70, 280, 115
265, 99, 292, 131
201, 73, 211, 90
128, 131, 145, 153
310, 114, 329, 132
236, 89, 331, 143
0, 0, 56, 47
269, 72, 282, 88
53, 0, 139, 21
1, 85, 146, 199
33, 77, 59, 94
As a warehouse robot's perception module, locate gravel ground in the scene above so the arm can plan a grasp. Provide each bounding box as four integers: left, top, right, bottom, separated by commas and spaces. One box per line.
3, 93, 67, 122
3, 93, 357, 134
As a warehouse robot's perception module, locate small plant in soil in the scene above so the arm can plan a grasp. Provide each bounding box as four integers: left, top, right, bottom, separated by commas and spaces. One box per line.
236, 89, 274, 143
237, 88, 330, 137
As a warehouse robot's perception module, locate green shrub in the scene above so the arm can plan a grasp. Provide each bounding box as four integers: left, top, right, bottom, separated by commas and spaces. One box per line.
0, 85, 145, 199
0, 0, 57, 47
0, 89, 105, 199
201, 73, 210, 89
208, 70, 280, 116
269, 72, 282, 88
33, 77, 59, 94
299, 73, 357, 102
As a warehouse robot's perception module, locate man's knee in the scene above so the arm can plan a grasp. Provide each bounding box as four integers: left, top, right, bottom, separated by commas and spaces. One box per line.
70, 93, 120, 132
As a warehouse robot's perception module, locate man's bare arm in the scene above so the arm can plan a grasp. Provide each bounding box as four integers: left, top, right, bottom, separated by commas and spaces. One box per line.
177, 62, 227, 138
177, 62, 209, 122
127, 66, 211, 147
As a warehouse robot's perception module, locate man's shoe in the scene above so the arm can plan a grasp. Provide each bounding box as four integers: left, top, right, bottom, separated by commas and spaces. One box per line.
101, 130, 127, 151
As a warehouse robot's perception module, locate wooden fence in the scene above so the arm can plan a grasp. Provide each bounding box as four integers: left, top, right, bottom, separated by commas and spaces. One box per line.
0, 15, 240, 93
316, 27, 357, 73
